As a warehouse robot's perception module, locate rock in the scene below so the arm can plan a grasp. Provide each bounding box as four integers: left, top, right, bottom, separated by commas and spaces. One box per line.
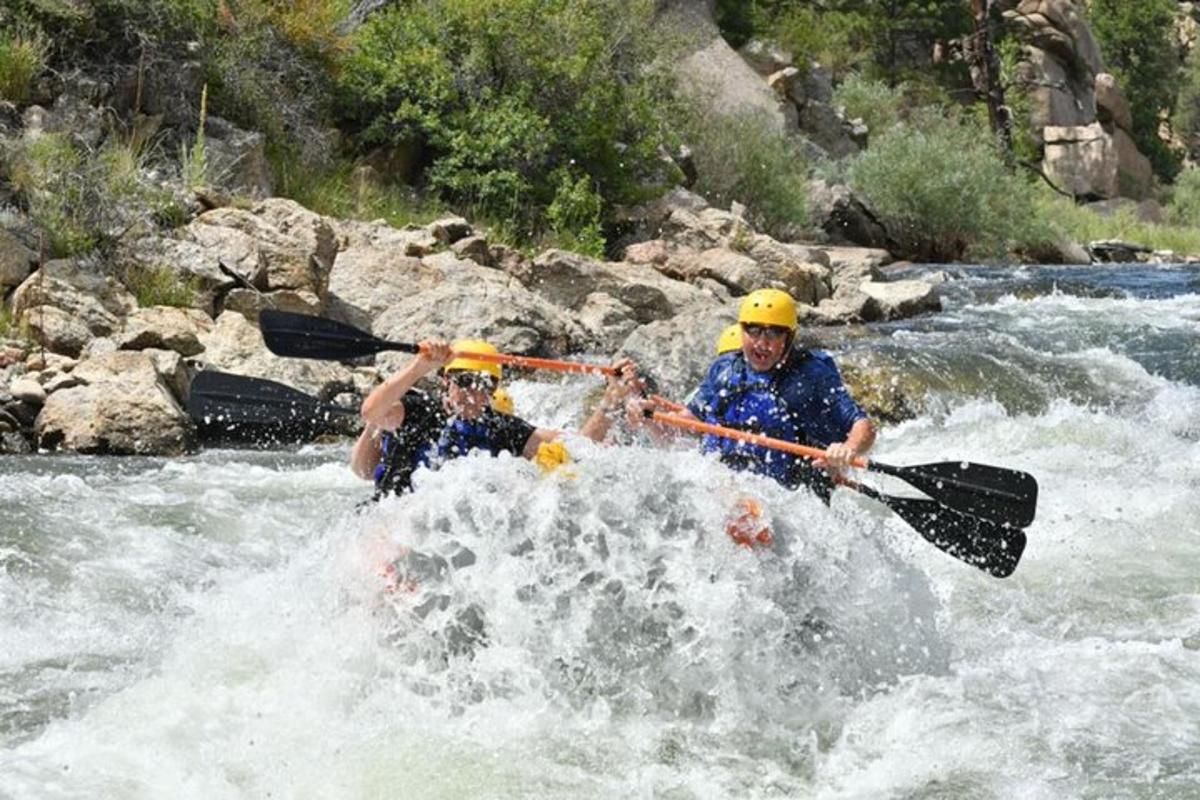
1043, 122, 1152, 200
511, 249, 719, 324
115, 306, 214, 356
675, 26, 798, 133
1087, 239, 1153, 263
12, 260, 137, 356
624, 239, 671, 266
222, 289, 323, 323
1, 431, 32, 454
577, 292, 639, 351
807, 180, 891, 249
798, 101, 862, 159
192, 199, 337, 294
35, 351, 194, 455
326, 247, 444, 332
428, 216, 473, 245
0, 229, 37, 289
450, 235, 492, 265
739, 39, 794, 76
112, 235, 239, 316
9, 377, 46, 405
203, 115, 274, 198
371, 273, 590, 365
1094, 73, 1133, 133
858, 279, 942, 321
618, 306, 738, 399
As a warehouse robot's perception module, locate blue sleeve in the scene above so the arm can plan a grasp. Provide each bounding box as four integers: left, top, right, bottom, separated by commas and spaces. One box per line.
789, 352, 867, 445
686, 356, 732, 418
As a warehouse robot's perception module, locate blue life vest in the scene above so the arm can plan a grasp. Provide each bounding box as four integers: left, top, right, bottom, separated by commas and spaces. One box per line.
417, 409, 533, 468
699, 358, 809, 487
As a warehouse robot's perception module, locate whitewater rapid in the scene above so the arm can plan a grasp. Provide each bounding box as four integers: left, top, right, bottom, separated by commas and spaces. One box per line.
2, 264, 1198, 798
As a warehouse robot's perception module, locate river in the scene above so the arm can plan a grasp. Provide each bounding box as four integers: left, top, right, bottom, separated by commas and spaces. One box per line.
2, 263, 1198, 799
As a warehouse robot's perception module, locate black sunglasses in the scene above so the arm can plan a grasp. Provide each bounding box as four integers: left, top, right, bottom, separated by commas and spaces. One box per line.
447, 371, 497, 392
741, 323, 789, 341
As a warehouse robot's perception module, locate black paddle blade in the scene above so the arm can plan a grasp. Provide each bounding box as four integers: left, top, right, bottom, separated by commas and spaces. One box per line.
188, 370, 357, 444
259, 310, 418, 360
865, 487, 1026, 578
869, 459, 1038, 529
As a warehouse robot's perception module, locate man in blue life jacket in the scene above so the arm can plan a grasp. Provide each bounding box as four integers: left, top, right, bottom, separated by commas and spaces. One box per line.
638, 288, 876, 498
355, 337, 637, 495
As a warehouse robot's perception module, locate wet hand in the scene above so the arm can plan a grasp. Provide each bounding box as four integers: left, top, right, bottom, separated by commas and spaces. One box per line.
417, 339, 453, 371
818, 441, 858, 472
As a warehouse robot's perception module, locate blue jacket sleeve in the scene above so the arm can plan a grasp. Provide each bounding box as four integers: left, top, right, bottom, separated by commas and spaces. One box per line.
789, 352, 867, 446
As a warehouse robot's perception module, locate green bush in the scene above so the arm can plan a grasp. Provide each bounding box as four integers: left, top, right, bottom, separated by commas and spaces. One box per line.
334, 0, 673, 242
546, 169, 606, 259
680, 109, 812, 241
1167, 169, 1200, 227
0, 25, 48, 104
846, 111, 1041, 261
832, 75, 904, 140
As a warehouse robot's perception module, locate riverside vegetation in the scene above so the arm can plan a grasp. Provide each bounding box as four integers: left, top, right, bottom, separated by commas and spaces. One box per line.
1, 0, 1198, 262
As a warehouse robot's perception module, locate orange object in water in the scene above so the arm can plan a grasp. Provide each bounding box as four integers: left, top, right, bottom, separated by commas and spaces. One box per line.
725, 497, 773, 549
379, 546, 419, 594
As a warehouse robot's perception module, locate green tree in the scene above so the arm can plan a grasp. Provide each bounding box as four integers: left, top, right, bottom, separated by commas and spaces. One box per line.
1089, 0, 1182, 179
1173, 46, 1200, 162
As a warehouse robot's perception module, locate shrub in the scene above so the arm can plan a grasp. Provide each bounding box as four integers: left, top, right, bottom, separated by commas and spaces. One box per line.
1167, 168, 1200, 227
545, 169, 606, 258
0, 25, 48, 105
680, 109, 812, 241
846, 111, 1041, 261
832, 75, 904, 140
334, 0, 673, 240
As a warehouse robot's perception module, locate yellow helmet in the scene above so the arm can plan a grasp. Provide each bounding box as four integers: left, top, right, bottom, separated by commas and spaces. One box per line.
445, 339, 502, 380
738, 289, 798, 331
491, 387, 515, 415
715, 323, 743, 355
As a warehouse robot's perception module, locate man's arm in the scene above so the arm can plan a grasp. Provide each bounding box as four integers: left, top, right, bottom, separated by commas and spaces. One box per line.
349, 426, 385, 480
360, 341, 451, 428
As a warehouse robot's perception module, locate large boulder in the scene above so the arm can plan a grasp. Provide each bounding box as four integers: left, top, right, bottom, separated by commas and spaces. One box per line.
0, 229, 37, 289
509, 249, 722, 325
11, 260, 137, 356
326, 248, 445, 331
34, 350, 194, 455
114, 306, 214, 357
190, 199, 337, 295
370, 274, 590, 365
1043, 122, 1153, 200
617, 305, 738, 399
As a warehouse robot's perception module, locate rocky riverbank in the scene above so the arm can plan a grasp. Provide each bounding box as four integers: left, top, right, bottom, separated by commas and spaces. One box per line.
0, 186, 943, 455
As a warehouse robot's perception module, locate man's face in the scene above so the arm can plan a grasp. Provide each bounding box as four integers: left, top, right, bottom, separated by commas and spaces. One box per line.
443, 371, 496, 419
740, 323, 789, 372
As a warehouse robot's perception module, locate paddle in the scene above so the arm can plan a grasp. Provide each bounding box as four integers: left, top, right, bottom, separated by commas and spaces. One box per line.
846, 481, 1025, 579
644, 408, 1030, 577
646, 408, 1037, 529
188, 370, 358, 443
258, 310, 616, 378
